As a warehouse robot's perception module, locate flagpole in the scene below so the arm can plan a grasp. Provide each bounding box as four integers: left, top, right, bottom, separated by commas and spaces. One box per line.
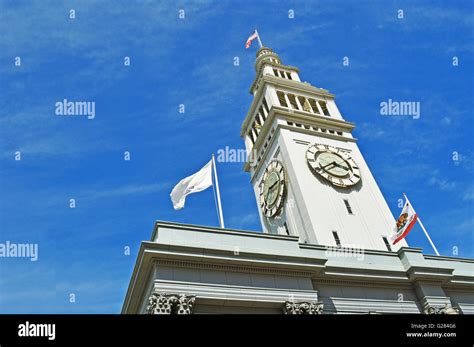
255, 29, 263, 48
403, 193, 440, 256
212, 154, 225, 228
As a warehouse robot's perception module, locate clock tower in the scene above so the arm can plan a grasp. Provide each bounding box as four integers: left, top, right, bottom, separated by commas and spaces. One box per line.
241, 47, 407, 252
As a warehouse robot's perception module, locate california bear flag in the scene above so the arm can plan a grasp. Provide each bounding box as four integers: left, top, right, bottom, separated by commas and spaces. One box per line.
391, 198, 418, 245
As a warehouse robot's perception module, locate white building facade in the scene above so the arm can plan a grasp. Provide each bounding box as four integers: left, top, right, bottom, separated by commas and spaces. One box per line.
122, 47, 473, 315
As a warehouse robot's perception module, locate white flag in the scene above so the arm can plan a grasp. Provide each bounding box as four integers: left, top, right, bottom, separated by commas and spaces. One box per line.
170, 159, 213, 210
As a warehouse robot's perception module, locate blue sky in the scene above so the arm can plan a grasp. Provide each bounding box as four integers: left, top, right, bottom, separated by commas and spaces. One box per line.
0, 0, 472, 313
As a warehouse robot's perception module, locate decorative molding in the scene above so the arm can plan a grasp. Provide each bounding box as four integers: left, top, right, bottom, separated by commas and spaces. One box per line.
443, 277, 474, 288
273, 106, 355, 130
406, 265, 454, 283
424, 254, 474, 263
153, 280, 320, 306
301, 242, 401, 257
325, 297, 420, 314
321, 269, 410, 283
312, 277, 413, 289
424, 304, 460, 315
154, 258, 315, 278
262, 75, 333, 99
283, 301, 323, 315
146, 290, 196, 315
456, 303, 474, 314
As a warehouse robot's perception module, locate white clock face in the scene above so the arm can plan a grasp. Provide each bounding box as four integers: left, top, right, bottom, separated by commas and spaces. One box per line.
258, 160, 286, 218
306, 144, 361, 188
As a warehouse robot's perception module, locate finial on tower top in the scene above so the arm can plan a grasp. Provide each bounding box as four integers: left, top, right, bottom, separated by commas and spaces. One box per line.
254, 47, 282, 72
256, 46, 273, 58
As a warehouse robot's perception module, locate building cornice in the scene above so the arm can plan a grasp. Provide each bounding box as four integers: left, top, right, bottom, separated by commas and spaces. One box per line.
152, 280, 320, 308
264, 74, 334, 98
273, 106, 356, 130
424, 254, 474, 263
142, 241, 327, 273
154, 258, 315, 278
443, 276, 474, 289
121, 239, 327, 314
312, 277, 414, 289
151, 220, 296, 242
321, 264, 411, 283
300, 243, 400, 257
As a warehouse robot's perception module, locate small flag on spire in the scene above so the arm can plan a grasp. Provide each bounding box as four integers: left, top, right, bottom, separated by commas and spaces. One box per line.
245, 30, 259, 49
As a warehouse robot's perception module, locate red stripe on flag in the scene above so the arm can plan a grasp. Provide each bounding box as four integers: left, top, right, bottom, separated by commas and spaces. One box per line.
393, 214, 418, 245
245, 31, 258, 49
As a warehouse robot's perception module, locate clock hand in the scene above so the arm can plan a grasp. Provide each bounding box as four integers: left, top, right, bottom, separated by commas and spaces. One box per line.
333, 162, 348, 170
265, 180, 279, 202
322, 161, 337, 169
335, 158, 348, 167
268, 180, 279, 190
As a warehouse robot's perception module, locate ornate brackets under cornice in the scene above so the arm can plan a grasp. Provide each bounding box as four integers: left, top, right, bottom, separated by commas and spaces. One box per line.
283, 301, 324, 315
146, 291, 196, 315
424, 304, 460, 315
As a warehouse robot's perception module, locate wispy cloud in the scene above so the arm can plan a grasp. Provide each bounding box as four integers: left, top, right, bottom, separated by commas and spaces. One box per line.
0, 1, 229, 160
428, 176, 457, 192
357, 122, 386, 140
83, 182, 169, 200
463, 186, 474, 201
379, 3, 474, 31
